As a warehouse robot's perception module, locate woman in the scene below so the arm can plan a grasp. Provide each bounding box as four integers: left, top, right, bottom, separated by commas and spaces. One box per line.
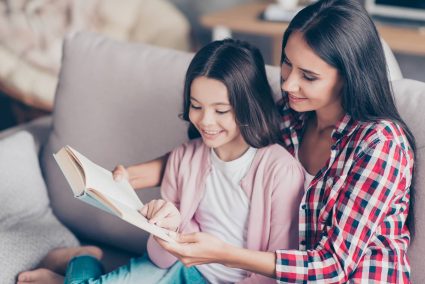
152, 0, 416, 282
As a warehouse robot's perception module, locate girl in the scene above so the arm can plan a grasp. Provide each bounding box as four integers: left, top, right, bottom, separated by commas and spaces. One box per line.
18, 39, 304, 284
137, 1, 417, 283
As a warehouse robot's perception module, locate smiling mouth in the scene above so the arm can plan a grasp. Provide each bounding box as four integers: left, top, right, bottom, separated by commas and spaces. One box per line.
288, 93, 307, 101
202, 129, 222, 135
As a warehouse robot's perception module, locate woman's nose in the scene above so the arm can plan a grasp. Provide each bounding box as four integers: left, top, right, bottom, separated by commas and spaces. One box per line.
281, 72, 300, 93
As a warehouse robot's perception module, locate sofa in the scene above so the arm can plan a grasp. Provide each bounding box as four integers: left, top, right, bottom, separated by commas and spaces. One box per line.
0, 32, 424, 283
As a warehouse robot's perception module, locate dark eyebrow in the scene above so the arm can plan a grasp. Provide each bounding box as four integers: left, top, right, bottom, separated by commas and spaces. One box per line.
283, 52, 320, 77
299, 68, 320, 76
190, 97, 230, 106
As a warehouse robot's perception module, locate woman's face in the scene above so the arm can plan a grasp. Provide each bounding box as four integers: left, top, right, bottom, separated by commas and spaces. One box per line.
281, 32, 343, 115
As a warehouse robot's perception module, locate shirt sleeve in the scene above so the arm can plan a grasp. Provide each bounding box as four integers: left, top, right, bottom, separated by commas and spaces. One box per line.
238, 153, 305, 284
147, 145, 184, 268
275, 138, 411, 283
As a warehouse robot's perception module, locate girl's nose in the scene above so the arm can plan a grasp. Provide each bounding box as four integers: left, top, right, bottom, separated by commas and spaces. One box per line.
200, 109, 215, 126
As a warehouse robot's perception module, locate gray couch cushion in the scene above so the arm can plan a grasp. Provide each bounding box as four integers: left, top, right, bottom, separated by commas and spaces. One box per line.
0, 131, 78, 284
393, 79, 425, 283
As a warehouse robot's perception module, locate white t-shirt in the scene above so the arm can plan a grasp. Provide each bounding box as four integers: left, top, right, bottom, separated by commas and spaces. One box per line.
194, 147, 257, 284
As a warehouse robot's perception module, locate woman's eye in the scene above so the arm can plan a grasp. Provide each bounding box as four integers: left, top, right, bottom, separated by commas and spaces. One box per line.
216, 110, 231, 115
303, 74, 317, 81
190, 104, 201, 110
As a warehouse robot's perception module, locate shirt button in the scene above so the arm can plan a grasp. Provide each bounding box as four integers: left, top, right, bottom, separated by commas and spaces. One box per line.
300, 240, 306, 246
301, 204, 306, 210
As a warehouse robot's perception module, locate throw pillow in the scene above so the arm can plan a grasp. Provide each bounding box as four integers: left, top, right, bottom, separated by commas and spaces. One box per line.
0, 131, 79, 284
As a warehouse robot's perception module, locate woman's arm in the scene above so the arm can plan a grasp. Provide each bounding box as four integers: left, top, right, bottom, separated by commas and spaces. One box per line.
157, 137, 413, 283
274, 138, 413, 283
222, 245, 276, 278
127, 153, 169, 189
155, 232, 276, 278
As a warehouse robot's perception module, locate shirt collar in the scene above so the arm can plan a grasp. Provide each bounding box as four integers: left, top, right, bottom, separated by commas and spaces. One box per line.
331, 113, 359, 144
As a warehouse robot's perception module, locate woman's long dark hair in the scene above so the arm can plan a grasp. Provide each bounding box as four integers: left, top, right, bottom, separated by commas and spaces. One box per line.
281, 0, 416, 235
182, 39, 282, 148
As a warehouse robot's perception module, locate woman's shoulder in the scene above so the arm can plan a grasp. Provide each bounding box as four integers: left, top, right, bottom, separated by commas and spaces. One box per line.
352, 119, 411, 157
355, 119, 407, 144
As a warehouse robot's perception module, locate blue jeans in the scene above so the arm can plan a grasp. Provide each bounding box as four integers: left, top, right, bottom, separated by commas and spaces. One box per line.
64, 254, 206, 284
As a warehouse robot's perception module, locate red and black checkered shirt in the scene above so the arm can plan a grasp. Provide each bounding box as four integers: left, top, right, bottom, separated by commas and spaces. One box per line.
275, 94, 414, 283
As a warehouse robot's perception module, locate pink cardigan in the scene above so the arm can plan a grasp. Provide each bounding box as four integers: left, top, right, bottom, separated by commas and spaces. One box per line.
147, 139, 304, 283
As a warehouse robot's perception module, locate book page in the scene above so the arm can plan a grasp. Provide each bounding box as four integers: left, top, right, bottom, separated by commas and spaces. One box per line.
87, 190, 176, 242
53, 149, 85, 196
66, 146, 143, 210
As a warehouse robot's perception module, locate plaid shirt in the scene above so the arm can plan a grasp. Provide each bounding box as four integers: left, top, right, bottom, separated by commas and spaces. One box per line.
275, 94, 414, 283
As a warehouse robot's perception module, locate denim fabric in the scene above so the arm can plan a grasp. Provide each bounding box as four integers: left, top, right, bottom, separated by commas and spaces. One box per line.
64, 254, 206, 284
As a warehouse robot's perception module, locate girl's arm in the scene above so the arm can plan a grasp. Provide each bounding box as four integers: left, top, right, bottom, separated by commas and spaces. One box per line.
147, 146, 185, 268
125, 153, 169, 190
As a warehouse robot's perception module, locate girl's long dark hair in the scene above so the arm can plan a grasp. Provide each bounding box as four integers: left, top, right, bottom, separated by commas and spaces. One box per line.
282, 0, 416, 235
182, 39, 282, 148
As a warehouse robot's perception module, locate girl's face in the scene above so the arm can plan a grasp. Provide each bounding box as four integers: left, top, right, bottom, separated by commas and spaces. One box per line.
281, 32, 343, 116
189, 76, 248, 161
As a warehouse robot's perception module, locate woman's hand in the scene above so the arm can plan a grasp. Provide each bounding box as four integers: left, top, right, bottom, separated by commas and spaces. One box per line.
154, 232, 228, 267
140, 199, 181, 232
155, 232, 276, 278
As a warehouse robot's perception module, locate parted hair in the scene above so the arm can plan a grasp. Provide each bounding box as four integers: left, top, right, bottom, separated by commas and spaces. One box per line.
181, 39, 282, 148
281, 0, 417, 235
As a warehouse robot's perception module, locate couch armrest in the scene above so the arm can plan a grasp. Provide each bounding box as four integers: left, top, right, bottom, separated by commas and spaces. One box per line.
0, 115, 52, 153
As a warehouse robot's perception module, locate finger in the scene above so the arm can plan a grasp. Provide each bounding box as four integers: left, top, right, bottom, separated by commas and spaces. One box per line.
154, 236, 178, 253
141, 201, 156, 219
149, 202, 174, 225
146, 201, 156, 219
112, 165, 125, 181
177, 232, 200, 243
139, 205, 148, 217
147, 200, 165, 219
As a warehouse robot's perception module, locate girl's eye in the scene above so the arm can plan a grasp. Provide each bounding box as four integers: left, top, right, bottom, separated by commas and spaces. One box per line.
216, 110, 231, 115
190, 104, 201, 110
303, 74, 317, 81
282, 57, 291, 66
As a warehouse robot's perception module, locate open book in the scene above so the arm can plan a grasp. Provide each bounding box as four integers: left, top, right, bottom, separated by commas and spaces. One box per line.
53, 146, 175, 243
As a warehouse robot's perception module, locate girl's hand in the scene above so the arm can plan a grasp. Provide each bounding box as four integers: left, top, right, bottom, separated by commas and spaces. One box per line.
112, 164, 129, 182
140, 199, 181, 232
154, 232, 228, 267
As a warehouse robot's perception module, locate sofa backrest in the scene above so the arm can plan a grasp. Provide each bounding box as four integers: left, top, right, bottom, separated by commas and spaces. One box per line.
393, 79, 425, 283
41, 32, 424, 282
